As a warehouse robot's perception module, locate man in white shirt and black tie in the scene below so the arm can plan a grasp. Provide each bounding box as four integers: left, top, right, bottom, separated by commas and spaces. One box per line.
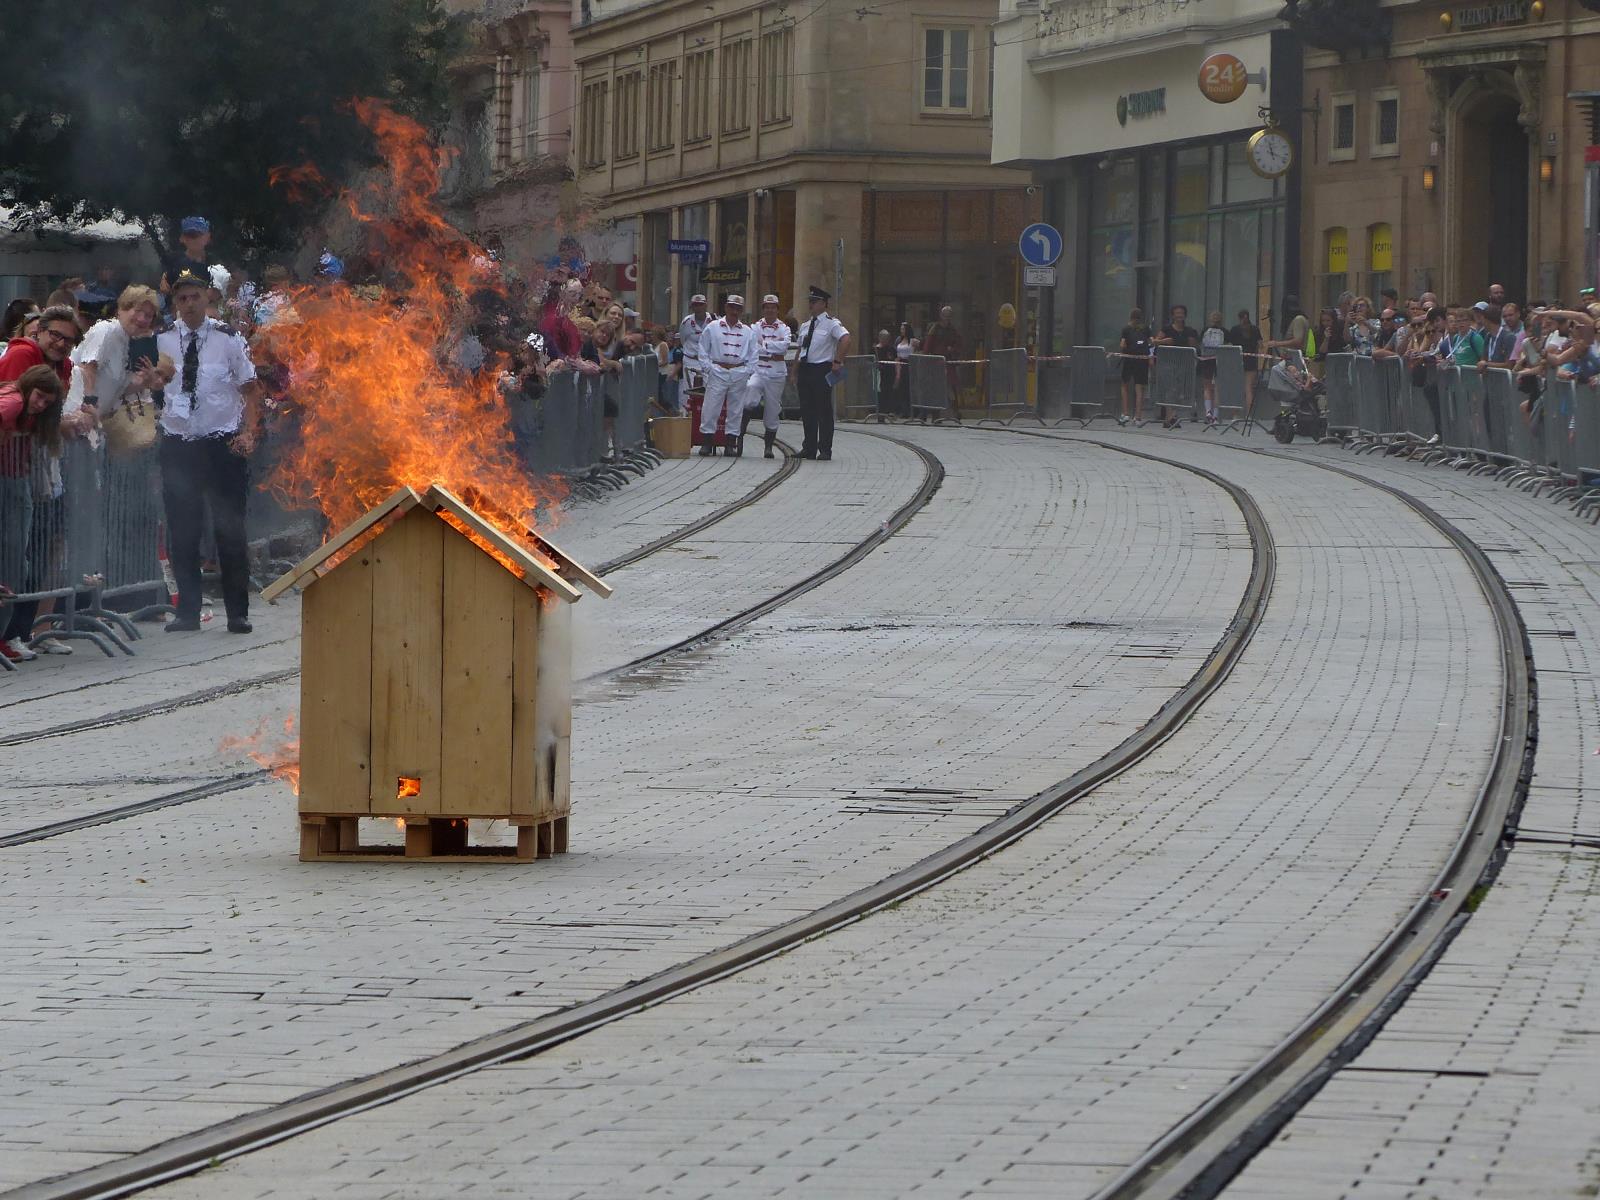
697, 294, 760, 456
155, 270, 262, 633
793, 285, 850, 460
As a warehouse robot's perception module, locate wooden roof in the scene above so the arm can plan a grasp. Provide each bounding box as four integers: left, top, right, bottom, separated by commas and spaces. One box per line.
261, 485, 609, 605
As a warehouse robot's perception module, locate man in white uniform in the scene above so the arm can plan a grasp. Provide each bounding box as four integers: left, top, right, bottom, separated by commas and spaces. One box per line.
697, 295, 759, 456
677, 294, 710, 390
155, 270, 262, 634
794, 285, 850, 460
741, 294, 792, 459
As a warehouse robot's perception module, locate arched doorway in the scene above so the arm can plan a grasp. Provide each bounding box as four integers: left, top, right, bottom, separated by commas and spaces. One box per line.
1448, 82, 1530, 301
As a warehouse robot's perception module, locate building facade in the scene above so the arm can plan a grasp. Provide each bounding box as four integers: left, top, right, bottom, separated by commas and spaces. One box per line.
570, 0, 1036, 344
439, 0, 593, 277
993, 0, 1300, 351
1292, 0, 1600, 311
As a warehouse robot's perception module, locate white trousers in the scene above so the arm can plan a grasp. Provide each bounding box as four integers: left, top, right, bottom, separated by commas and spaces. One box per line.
700, 366, 752, 436
746, 373, 785, 431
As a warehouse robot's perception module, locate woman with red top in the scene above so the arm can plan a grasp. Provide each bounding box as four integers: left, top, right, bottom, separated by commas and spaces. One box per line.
0, 365, 66, 662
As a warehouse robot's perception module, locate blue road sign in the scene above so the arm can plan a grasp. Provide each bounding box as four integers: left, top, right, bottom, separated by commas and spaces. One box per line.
1018, 223, 1063, 268
668, 239, 712, 261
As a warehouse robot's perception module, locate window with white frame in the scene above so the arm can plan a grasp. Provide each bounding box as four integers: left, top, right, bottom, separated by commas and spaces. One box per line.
647, 60, 676, 152
613, 70, 641, 160
580, 79, 608, 168
1371, 89, 1399, 158
520, 55, 541, 160
759, 25, 793, 125
1330, 92, 1356, 162
922, 27, 972, 113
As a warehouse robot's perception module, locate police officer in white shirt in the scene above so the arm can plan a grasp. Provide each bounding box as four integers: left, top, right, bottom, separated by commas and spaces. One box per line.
697, 294, 760, 456
678, 294, 710, 390
794, 285, 850, 460
154, 270, 262, 634
741, 294, 792, 459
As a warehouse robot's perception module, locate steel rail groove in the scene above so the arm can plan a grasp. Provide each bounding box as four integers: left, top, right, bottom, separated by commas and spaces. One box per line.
6, 436, 1273, 1200
0, 435, 913, 849
986, 426, 1536, 1200
0, 442, 801, 749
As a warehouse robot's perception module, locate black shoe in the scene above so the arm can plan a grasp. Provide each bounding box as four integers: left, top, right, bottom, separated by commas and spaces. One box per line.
698, 441, 716, 457
763, 432, 776, 459
227, 618, 253, 634
165, 617, 201, 633
800, 449, 817, 460
818, 451, 832, 461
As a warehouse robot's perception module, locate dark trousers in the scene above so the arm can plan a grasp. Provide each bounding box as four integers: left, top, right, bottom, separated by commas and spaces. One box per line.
159, 433, 251, 621
797, 363, 834, 455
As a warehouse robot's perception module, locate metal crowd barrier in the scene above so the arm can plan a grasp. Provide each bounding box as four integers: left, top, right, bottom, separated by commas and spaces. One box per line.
1150, 345, 1198, 422
980, 347, 1030, 425
908, 354, 955, 422
835, 355, 879, 422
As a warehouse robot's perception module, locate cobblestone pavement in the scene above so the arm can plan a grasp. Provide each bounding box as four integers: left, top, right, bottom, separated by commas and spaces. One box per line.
0, 427, 878, 839
0, 427, 1250, 1189
1192, 440, 1600, 1200
134, 429, 1502, 1200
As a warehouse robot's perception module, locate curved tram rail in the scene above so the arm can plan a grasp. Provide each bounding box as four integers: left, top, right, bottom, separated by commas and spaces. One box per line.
979, 426, 1536, 1200
7, 436, 1275, 1200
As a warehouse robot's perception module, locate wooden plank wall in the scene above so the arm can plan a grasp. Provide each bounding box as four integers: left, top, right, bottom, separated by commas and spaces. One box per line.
298, 549, 375, 814
440, 533, 516, 814
367, 508, 445, 812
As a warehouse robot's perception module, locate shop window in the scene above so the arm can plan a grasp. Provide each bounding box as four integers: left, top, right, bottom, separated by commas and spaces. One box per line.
721, 39, 752, 135
647, 61, 676, 152
580, 79, 608, 168
1371, 90, 1399, 158
612, 71, 641, 161
1173, 145, 1210, 216
922, 27, 972, 113
684, 47, 714, 143
1321, 226, 1350, 309
1368, 222, 1394, 300
1331, 93, 1356, 162
760, 26, 793, 125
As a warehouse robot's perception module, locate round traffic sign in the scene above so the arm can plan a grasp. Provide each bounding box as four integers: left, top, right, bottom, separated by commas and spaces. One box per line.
1018, 223, 1063, 268
1198, 53, 1248, 105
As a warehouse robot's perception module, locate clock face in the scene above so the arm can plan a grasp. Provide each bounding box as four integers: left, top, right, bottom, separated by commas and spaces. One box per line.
1248, 128, 1293, 178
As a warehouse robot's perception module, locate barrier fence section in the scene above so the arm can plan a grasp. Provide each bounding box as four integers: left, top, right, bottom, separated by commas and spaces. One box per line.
983, 347, 1029, 423
1150, 345, 1197, 418
835, 355, 879, 421
909, 354, 953, 420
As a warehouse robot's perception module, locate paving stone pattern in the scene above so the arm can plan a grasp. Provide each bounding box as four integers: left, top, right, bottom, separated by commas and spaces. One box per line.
137, 430, 1501, 1200
0, 427, 1248, 1189
1205, 440, 1600, 1200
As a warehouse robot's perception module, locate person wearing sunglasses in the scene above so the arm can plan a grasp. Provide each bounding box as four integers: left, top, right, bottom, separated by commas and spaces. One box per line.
0, 303, 78, 397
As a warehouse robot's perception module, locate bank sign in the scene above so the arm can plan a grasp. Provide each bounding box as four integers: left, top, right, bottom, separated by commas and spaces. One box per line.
1116, 87, 1167, 126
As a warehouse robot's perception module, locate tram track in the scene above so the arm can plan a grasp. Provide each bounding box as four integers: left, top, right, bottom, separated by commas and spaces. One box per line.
972, 425, 1536, 1200
0, 443, 802, 751
0, 433, 922, 850
4, 434, 1273, 1200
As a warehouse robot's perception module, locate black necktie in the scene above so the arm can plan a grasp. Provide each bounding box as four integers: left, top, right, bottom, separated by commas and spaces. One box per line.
182, 329, 200, 394
801, 317, 817, 359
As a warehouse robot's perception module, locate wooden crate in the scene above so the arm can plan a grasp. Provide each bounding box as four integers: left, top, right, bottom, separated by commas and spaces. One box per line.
263, 485, 608, 862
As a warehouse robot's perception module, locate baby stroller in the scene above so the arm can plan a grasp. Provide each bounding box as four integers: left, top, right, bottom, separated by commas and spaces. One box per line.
1267, 353, 1327, 444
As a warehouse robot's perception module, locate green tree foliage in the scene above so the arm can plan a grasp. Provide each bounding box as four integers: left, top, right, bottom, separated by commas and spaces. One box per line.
0, 0, 462, 259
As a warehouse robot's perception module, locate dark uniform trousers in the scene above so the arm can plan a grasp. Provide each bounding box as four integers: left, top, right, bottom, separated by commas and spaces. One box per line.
159, 432, 251, 621
797, 362, 834, 455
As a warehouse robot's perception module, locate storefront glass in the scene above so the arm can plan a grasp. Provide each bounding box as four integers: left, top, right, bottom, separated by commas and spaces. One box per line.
1084, 137, 1284, 350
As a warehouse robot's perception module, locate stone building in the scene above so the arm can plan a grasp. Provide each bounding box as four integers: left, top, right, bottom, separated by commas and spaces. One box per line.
569, 0, 1035, 343
992, 0, 1301, 351
1288, 0, 1600, 309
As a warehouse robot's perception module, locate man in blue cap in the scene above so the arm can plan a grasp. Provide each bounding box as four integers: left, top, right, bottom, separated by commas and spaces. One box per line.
160, 216, 214, 301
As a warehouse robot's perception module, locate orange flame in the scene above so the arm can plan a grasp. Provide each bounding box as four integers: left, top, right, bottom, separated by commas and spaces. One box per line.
220, 713, 302, 795
260, 100, 563, 545
397, 776, 422, 799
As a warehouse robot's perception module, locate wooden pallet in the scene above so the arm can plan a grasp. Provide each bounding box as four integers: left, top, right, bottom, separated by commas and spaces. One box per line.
298, 813, 568, 863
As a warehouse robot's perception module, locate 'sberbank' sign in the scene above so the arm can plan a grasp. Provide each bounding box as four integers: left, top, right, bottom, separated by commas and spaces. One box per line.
1116, 87, 1167, 126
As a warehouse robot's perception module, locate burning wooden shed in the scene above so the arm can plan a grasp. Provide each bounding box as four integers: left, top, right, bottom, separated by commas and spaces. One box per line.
262, 484, 611, 861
